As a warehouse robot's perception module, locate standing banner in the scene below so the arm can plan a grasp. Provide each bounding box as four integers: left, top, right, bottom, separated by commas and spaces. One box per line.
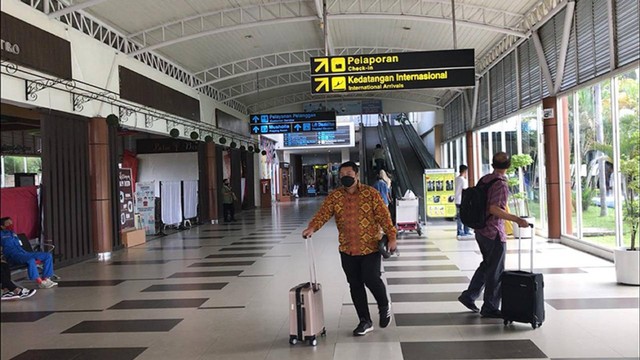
135, 181, 156, 235
118, 168, 135, 230
424, 169, 456, 218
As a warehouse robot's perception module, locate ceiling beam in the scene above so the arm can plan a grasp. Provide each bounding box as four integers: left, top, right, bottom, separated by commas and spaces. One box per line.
328, 13, 526, 38
194, 47, 422, 89
127, 0, 528, 56
48, 0, 112, 18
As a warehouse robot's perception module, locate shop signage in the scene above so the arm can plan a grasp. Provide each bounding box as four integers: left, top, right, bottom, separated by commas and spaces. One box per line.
118, 168, 135, 230
310, 49, 475, 94
136, 138, 200, 154
249, 111, 336, 134
0, 12, 72, 79
424, 169, 457, 218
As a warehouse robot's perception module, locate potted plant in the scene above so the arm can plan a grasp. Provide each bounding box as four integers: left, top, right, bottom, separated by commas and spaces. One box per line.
614, 117, 639, 286
507, 154, 535, 238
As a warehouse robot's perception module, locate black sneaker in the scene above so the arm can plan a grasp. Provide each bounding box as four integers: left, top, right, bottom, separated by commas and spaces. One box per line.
480, 309, 503, 318
458, 295, 480, 313
379, 304, 392, 328
353, 320, 373, 336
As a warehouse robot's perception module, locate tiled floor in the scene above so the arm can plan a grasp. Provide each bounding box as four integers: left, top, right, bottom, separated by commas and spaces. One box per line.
1, 198, 639, 360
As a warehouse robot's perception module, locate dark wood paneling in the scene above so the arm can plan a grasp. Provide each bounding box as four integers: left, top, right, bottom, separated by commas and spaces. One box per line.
109, 125, 122, 249
198, 144, 209, 222
242, 152, 255, 209
41, 111, 92, 265
0, 12, 72, 79
119, 67, 200, 122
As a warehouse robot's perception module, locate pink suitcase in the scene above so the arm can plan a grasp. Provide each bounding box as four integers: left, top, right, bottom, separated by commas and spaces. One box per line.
288, 236, 326, 346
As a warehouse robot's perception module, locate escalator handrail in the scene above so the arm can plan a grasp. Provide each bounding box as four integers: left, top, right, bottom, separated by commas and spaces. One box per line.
399, 116, 439, 169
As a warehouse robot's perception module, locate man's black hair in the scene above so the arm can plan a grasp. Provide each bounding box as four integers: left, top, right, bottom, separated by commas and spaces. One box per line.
459, 165, 468, 173
375, 144, 382, 148
0, 217, 10, 226
492, 152, 511, 170
339, 161, 359, 174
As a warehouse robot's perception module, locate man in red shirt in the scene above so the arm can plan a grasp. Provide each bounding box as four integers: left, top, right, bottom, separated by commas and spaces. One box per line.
303, 161, 397, 336
457, 152, 530, 318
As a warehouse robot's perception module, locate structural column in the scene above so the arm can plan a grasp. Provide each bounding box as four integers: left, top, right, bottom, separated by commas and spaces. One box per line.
433, 125, 443, 166
542, 97, 571, 240
465, 131, 476, 185
88, 117, 113, 253
205, 143, 218, 223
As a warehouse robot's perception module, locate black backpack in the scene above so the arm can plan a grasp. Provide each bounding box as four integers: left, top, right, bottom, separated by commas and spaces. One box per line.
459, 177, 504, 230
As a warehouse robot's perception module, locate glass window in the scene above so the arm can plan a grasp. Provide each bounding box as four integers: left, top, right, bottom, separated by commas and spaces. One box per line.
616, 68, 639, 249
575, 80, 616, 248
481, 132, 490, 175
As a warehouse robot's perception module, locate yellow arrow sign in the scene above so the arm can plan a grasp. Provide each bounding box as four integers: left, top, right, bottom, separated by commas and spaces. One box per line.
313, 58, 329, 73
314, 77, 329, 92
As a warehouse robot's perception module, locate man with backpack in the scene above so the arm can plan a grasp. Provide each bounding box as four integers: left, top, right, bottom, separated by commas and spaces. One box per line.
457, 152, 530, 318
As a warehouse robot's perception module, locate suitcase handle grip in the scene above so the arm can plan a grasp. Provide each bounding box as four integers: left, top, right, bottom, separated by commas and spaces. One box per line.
518, 223, 535, 272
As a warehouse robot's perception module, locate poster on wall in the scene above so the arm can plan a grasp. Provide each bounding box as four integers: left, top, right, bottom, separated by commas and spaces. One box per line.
424, 169, 456, 218
118, 168, 135, 229
135, 181, 156, 235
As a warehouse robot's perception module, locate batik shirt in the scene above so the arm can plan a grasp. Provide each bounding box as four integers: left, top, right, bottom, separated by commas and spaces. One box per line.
308, 183, 397, 255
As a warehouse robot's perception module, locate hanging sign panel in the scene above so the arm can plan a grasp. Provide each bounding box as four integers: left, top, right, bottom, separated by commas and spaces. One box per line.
310, 49, 475, 94
249, 111, 337, 134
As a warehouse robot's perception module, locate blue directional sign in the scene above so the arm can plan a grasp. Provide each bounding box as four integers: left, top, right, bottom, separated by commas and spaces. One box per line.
249, 111, 336, 134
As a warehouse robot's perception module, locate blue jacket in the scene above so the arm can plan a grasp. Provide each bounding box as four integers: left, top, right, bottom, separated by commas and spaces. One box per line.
0, 229, 27, 259
373, 179, 390, 206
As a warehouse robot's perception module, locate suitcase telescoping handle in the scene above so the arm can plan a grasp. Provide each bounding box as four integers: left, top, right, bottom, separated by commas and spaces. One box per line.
303, 235, 319, 291
518, 223, 535, 272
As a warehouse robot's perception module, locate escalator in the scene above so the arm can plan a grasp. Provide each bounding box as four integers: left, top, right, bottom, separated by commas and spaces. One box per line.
360, 115, 439, 222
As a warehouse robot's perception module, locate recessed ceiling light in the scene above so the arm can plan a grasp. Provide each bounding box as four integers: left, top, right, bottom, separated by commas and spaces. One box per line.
402, 26, 411, 30
244, 34, 253, 39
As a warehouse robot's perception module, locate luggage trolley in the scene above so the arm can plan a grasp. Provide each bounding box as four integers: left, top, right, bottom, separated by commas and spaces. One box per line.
395, 196, 423, 236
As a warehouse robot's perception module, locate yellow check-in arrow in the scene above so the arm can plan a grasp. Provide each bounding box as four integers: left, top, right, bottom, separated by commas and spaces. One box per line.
314, 77, 329, 92
313, 58, 329, 73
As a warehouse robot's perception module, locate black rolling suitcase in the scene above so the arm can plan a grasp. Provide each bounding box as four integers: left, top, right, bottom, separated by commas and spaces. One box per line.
501, 224, 545, 329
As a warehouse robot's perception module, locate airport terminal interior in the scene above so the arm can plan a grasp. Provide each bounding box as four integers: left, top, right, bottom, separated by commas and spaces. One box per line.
1, 0, 639, 359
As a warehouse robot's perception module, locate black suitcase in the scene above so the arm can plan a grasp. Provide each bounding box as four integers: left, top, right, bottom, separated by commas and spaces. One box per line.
501, 224, 545, 329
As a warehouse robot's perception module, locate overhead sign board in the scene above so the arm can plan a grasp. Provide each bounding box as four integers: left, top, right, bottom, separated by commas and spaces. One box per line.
249, 111, 336, 134
310, 49, 475, 94
282, 123, 354, 149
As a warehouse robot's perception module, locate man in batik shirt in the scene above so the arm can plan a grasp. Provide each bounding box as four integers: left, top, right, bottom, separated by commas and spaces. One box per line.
302, 161, 397, 336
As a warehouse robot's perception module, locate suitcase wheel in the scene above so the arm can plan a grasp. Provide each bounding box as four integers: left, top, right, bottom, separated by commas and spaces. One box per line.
532, 322, 542, 329
503, 320, 513, 326
309, 338, 317, 346
289, 336, 297, 345
321, 328, 327, 337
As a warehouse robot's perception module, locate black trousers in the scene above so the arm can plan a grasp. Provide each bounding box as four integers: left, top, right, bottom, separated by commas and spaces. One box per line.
340, 251, 389, 322
460, 233, 506, 313
1, 262, 18, 292
222, 203, 235, 222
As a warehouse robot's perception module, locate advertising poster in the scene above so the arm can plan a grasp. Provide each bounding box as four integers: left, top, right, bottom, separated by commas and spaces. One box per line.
424, 169, 456, 218
135, 181, 156, 235
118, 168, 135, 230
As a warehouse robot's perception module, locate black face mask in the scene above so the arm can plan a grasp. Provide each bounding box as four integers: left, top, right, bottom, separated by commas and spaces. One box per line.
340, 176, 356, 187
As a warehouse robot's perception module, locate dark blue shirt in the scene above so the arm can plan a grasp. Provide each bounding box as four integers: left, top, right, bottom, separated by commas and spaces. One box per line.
0, 230, 27, 259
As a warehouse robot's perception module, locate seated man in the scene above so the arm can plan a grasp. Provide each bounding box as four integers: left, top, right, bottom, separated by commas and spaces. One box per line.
0, 217, 57, 289
1, 252, 37, 300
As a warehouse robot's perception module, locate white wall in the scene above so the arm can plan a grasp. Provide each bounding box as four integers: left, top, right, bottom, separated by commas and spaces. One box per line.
137, 153, 199, 196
